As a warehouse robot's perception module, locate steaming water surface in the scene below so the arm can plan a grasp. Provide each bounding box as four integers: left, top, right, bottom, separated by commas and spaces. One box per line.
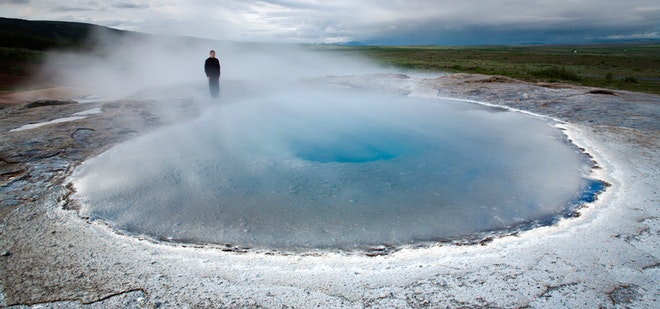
72, 86, 596, 250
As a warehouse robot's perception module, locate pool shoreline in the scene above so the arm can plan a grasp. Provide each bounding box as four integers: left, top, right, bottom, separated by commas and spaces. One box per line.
70, 88, 599, 252
1, 73, 658, 307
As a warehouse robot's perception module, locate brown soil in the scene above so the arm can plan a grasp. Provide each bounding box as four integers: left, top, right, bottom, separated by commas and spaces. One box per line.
0, 87, 92, 105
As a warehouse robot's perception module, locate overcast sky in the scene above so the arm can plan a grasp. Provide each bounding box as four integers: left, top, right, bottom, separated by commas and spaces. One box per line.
3, 0, 659, 45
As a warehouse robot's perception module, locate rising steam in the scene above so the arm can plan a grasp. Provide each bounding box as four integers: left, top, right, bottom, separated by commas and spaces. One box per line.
63, 30, 593, 250
37, 28, 381, 99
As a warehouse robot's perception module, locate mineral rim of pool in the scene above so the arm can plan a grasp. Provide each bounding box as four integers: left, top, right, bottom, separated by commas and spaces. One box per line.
71, 88, 604, 250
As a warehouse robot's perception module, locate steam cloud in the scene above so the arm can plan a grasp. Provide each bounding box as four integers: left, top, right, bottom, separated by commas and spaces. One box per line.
38, 28, 381, 99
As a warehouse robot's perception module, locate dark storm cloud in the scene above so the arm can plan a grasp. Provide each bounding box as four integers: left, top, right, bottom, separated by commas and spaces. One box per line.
362, 24, 658, 46
52, 5, 94, 12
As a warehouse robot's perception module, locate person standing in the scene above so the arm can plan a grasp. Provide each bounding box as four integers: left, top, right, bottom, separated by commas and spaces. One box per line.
204, 50, 221, 98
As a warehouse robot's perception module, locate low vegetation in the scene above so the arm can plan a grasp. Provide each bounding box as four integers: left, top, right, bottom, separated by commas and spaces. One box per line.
320, 44, 660, 94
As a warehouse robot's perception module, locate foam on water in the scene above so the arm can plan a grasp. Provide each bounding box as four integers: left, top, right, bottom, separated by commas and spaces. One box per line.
72, 86, 599, 250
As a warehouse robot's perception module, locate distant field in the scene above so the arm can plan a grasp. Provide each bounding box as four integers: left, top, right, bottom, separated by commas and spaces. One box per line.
0, 47, 44, 90
318, 44, 660, 94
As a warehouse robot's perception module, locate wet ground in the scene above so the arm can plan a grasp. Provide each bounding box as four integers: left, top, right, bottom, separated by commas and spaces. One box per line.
0, 74, 658, 308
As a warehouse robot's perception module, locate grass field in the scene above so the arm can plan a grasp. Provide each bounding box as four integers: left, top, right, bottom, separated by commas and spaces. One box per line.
316, 44, 660, 94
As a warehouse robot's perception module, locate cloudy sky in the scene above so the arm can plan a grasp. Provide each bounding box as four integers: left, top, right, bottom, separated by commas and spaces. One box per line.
3, 0, 659, 45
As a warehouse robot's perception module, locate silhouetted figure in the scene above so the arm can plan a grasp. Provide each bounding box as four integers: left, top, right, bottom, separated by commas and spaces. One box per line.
204, 50, 221, 98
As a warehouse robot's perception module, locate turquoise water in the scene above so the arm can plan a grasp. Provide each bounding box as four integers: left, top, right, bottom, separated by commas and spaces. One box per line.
72, 88, 602, 250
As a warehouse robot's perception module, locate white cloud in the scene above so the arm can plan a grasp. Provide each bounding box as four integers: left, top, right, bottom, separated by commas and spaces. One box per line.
605, 32, 660, 40
2, 0, 659, 44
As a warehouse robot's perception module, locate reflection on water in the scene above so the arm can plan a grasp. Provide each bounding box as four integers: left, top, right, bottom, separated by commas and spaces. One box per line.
71, 87, 600, 250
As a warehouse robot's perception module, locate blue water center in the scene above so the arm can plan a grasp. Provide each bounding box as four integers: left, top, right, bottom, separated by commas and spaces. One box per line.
71, 87, 605, 250
291, 129, 410, 163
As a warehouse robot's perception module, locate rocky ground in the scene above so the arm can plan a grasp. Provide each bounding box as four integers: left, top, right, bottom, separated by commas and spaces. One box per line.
0, 74, 658, 308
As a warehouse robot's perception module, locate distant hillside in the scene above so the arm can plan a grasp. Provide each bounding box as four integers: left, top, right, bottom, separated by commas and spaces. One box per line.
0, 18, 147, 90
0, 17, 136, 50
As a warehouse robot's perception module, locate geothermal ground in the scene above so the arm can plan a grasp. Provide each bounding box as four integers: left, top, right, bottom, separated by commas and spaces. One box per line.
0, 73, 658, 308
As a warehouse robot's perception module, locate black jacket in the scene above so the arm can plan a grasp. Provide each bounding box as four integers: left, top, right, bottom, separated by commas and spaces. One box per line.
204, 57, 221, 78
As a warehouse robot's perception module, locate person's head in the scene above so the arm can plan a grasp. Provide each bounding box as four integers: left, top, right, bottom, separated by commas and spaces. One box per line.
209, 50, 216, 58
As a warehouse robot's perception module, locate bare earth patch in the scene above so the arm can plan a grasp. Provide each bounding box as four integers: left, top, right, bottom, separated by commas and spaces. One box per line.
0, 87, 92, 105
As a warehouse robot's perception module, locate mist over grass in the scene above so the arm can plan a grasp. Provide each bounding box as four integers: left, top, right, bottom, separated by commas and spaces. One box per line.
35, 28, 384, 99
4, 17, 657, 95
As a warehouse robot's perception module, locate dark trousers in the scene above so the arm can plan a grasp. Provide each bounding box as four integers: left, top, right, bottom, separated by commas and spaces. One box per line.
208, 78, 220, 98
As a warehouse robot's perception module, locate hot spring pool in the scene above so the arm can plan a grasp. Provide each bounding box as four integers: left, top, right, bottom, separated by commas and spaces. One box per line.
71, 88, 603, 250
